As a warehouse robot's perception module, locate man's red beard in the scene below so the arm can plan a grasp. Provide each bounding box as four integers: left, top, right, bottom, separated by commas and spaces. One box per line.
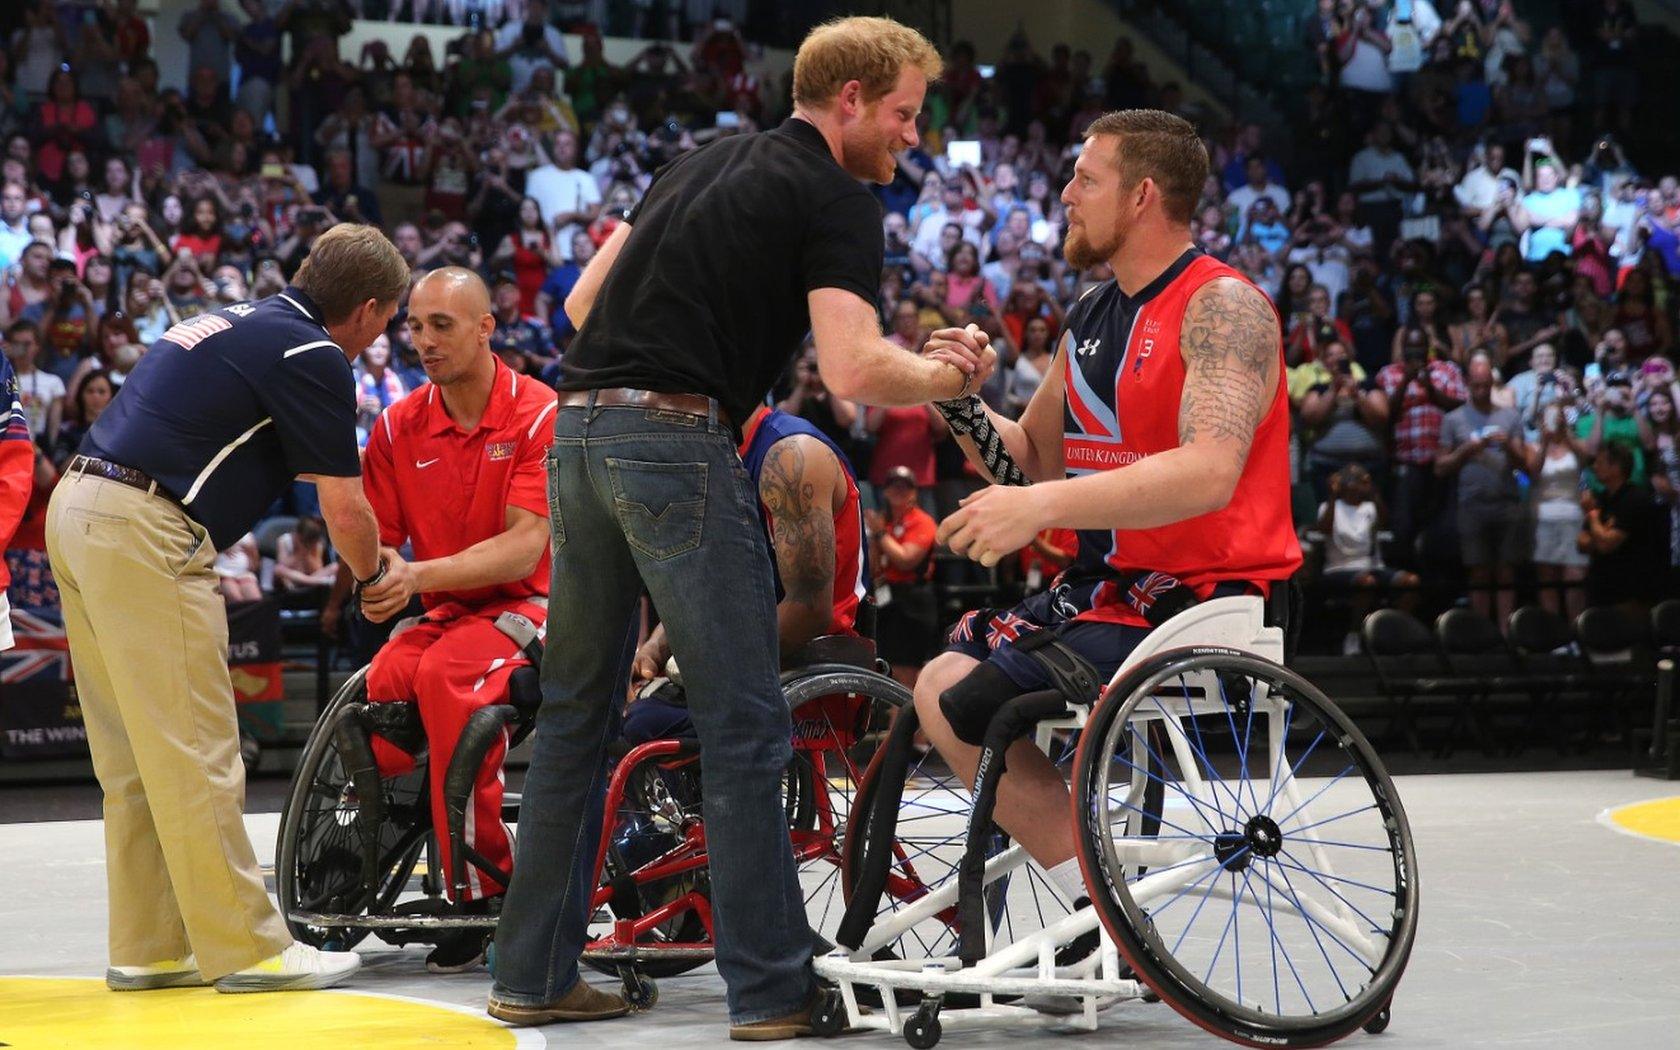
1064, 223, 1118, 270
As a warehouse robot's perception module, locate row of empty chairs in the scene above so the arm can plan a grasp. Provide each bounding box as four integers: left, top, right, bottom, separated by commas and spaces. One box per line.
1358, 601, 1680, 757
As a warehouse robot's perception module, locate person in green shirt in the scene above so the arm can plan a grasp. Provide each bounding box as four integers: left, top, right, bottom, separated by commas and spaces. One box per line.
1576, 371, 1646, 489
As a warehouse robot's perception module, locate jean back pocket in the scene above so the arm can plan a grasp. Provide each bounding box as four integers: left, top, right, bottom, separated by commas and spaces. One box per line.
605, 457, 707, 561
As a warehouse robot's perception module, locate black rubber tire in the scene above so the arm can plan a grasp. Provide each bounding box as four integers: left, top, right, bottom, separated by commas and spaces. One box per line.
903, 1006, 941, 1050
276, 668, 429, 950
811, 990, 848, 1037
1073, 647, 1419, 1049
621, 971, 659, 1010
1363, 1005, 1392, 1035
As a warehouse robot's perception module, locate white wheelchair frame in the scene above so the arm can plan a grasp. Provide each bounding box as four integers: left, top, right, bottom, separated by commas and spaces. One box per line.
816, 594, 1369, 1043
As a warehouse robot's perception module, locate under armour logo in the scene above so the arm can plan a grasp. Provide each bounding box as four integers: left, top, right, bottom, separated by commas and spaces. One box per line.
1075, 338, 1102, 358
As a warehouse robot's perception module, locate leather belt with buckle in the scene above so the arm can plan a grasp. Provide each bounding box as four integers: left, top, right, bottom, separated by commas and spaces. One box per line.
556, 387, 732, 429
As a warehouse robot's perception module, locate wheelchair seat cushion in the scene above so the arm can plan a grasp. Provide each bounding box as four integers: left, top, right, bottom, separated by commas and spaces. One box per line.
784, 633, 877, 671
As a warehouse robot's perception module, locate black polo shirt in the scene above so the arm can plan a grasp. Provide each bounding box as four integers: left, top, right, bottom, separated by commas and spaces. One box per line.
559, 117, 883, 426
83, 286, 361, 548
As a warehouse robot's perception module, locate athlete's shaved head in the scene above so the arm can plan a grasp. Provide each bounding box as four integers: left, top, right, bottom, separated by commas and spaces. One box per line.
412, 266, 492, 315
406, 266, 497, 387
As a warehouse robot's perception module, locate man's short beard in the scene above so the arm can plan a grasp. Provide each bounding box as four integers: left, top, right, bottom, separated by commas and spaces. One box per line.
1064, 225, 1118, 270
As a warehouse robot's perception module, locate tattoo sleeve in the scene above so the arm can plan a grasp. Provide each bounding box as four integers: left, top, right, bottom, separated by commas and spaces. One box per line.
758, 438, 836, 616
1177, 278, 1280, 467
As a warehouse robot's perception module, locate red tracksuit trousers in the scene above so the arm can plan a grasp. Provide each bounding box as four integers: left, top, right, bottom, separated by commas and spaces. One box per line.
365, 599, 543, 902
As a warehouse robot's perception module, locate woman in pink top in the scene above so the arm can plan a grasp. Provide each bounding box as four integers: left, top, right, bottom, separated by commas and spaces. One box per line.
943, 241, 999, 315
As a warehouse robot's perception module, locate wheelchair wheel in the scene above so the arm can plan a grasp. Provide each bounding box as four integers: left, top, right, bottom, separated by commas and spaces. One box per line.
781, 669, 931, 950
587, 759, 714, 980
839, 707, 1079, 970
276, 668, 431, 950
1073, 647, 1418, 1048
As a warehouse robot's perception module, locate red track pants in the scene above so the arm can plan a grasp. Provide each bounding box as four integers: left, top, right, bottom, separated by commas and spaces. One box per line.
365, 599, 544, 902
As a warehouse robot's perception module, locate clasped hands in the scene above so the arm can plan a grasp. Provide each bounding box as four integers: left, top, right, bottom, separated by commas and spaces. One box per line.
359, 547, 418, 623
922, 324, 998, 401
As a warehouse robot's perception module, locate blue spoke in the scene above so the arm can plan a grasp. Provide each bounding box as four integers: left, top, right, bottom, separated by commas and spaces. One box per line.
1271, 851, 1400, 902
1223, 673, 1262, 825
1167, 852, 1236, 956
1260, 725, 1329, 820
1150, 691, 1235, 827
1246, 862, 1313, 1014
1268, 762, 1358, 832
1274, 849, 1392, 941
1268, 859, 1374, 982
1118, 729, 1227, 834
1288, 838, 1393, 853
1259, 702, 1297, 816
1278, 802, 1379, 838
1107, 791, 1218, 843
1167, 678, 1248, 821
1142, 854, 1228, 925
1201, 876, 1240, 988
1230, 871, 1243, 1004
1266, 857, 1353, 1003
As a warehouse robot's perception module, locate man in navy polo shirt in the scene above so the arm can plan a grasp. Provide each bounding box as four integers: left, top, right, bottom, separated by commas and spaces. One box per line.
45, 225, 411, 996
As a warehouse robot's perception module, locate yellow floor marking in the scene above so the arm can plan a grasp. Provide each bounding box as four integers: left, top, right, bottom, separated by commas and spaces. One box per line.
0, 978, 534, 1050
1599, 796, 1680, 847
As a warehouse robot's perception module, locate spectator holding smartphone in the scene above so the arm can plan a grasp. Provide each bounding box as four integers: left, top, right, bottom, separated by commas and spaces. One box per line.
1438, 352, 1529, 625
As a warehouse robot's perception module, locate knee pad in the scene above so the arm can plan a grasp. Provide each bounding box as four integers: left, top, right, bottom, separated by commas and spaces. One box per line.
939, 661, 1021, 747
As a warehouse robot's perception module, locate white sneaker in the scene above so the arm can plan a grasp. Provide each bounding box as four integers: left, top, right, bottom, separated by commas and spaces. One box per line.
106, 954, 208, 991
213, 942, 360, 994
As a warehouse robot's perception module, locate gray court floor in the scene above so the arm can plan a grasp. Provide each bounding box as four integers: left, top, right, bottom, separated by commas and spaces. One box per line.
2, 769, 1677, 1048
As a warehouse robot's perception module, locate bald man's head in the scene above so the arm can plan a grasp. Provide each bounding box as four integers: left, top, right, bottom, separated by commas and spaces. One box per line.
406, 266, 496, 387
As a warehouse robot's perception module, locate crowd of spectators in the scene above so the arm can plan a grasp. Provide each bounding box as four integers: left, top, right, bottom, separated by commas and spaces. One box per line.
1, 0, 1676, 662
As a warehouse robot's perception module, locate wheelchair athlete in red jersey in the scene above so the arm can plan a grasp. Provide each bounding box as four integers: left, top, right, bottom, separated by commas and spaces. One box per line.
355, 268, 558, 972
916, 110, 1303, 908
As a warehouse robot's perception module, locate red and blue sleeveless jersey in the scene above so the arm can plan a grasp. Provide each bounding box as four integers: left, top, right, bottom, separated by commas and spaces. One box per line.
1059, 248, 1302, 627
738, 406, 867, 635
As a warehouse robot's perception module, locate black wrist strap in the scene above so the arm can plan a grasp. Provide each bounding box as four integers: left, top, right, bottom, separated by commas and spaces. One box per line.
354, 556, 388, 594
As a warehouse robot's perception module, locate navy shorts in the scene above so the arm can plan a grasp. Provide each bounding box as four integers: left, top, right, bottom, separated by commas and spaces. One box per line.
944, 581, 1259, 694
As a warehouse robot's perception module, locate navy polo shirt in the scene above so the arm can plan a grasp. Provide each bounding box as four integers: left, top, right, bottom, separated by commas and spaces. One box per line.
83, 286, 361, 548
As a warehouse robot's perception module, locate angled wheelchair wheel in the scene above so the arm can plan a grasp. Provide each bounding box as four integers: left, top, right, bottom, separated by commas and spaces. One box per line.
276, 668, 431, 950
839, 705, 1080, 971
1073, 647, 1419, 1048
782, 668, 920, 949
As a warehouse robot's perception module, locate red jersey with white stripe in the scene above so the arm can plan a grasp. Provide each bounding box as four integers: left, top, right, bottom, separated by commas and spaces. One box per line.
362, 358, 558, 610
1060, 248, 1302, 627
737, 406, 866, 635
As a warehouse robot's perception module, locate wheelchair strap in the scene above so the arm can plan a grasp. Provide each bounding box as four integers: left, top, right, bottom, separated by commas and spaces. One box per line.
493, 609, 545, 669
956, 689, 1071, 965
443, 703, 520, 898
1012, 630, 1104, 707
834, 702, 923, 952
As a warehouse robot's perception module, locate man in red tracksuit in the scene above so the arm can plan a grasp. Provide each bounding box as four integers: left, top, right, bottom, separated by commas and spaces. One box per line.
0, 350, 33, 649
355, 267, 557, 972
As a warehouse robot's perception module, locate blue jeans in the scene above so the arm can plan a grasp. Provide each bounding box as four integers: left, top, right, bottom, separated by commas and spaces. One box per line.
492, 401, 814, 1023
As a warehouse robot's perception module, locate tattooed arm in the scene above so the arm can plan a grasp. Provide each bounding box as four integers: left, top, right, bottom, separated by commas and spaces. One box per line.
759, 434, 842, 654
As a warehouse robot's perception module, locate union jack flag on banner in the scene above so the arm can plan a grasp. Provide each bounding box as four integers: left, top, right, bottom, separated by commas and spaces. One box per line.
1, 605, 86, 759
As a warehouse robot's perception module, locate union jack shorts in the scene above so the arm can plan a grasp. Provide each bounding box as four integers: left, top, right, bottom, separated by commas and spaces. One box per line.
942, 586, 1152, 692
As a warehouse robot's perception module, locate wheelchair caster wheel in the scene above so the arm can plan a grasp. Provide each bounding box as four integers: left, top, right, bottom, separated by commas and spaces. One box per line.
904, 1004, 941, 1049
620, 971, 658, 1010
1363, 1005, 1391, 1034
811, 990, 847, 1038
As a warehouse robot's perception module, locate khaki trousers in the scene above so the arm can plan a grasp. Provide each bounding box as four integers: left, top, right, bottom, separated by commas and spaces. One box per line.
46, 472, 291, 979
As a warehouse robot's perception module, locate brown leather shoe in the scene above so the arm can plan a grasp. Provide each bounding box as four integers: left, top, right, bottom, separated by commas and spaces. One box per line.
729, 990, 823, 1041
487, 980, 632, 1025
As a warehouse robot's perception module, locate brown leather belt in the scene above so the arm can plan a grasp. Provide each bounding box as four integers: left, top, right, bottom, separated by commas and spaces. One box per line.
68, 455, 184, 507
556, 387, 731, 429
